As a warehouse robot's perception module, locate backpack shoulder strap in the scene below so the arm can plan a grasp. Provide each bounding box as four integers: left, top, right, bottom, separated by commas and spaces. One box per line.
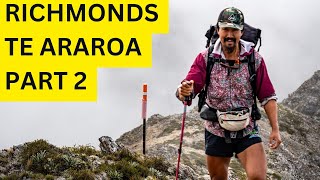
248, 50, 256, 92
204, 45, 215, 96
197, 45, 216, 112
248, 51, 262, 121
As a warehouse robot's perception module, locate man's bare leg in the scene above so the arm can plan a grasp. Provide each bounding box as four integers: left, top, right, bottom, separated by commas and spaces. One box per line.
207, 155, 231, 180
237, 142, 267, 180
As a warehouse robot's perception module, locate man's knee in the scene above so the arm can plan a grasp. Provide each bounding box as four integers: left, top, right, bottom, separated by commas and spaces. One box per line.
207, 155, 230, 180
208, 165, 228, 180
247, 171, 266, 180
210, 174, 228, 180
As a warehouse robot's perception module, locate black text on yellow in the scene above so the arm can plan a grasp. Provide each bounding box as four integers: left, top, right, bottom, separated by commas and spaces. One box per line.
6, 72, 87, 90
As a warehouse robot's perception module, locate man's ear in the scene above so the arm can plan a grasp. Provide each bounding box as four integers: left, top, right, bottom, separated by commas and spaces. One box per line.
240, 29, 244, 37
216, 25, 221, 36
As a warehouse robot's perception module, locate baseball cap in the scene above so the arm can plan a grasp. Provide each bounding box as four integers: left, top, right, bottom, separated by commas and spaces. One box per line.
217, 7, 244, 30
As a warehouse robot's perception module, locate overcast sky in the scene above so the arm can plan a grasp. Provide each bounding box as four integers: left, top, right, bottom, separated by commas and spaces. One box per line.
1, 0, 319, 149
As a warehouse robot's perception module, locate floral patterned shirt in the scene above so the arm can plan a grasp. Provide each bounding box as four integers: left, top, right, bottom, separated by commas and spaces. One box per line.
184, 39, 277, 138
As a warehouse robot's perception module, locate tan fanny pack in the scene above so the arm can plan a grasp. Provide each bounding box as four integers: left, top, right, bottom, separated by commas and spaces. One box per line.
217, 108, 251, 131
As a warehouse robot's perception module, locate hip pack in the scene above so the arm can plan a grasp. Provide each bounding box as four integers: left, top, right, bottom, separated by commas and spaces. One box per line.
200, 105, 251, 131
217, 107, 251, 131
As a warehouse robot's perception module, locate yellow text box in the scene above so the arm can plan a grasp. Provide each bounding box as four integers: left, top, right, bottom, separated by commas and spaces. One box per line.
0, 63, 97, 101
0, 0, 168, 101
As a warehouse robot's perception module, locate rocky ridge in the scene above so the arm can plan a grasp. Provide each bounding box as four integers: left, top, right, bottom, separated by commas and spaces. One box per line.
0, 137, 182, 179
282, 70, 320, 119
117, 71, 320, 180
116, 105, 320, 180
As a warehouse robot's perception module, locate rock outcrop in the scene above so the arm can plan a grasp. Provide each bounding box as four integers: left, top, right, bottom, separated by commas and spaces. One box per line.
99, 136, 123, 154
282, 70, 320, 119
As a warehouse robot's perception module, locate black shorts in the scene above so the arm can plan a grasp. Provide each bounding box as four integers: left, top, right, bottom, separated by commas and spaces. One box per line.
205, 129, 262, 157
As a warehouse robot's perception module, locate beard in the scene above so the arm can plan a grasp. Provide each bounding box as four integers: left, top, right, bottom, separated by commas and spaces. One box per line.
223, 38, 236, 54
224, 46, 235, 54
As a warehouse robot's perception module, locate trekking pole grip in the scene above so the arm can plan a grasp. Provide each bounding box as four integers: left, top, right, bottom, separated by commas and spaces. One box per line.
184, 96, 191, 102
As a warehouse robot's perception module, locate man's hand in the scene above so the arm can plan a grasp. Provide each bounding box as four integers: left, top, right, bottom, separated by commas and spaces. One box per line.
177, 80, 194, 101
269, 130, 282, 149
264, 100, 282, 149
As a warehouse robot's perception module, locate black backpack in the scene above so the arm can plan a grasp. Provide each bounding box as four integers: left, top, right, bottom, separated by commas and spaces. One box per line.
198, 23, 262, 121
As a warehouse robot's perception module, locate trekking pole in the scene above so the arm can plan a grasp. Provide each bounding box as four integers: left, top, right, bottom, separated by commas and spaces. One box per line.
175, 96, 191, 180
142, 83, 147, 155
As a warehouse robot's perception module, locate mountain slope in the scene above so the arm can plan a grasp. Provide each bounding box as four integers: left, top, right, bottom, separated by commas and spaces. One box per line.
117, 70, 320, 180
117, 105, 320, 179
282, 70, 320, 118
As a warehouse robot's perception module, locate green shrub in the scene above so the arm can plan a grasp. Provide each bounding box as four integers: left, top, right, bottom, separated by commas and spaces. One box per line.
2, 172, 45, 180
6, 139, 172, 179
45, 174, 55, 180
54, 154, 88, 172
70, 169, 95, 180
21, 139, 60, 174
69, 145, 100, 157
143, 156, 169, 173
110, 160, 149, 179
26, 150, 48, 173
0, 156, 9, 166
109, 149, 139, 162
2, 173, 20, 180
93, 163, 108, 174
149, 167, 167, 179
107, 169, 123, 180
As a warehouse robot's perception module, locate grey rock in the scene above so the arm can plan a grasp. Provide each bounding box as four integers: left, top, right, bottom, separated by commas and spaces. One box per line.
89, 155, 105, 170
99, 136, 123, 154
95, 172, 108, 180
0, 150, 9, 157
0, 166, 6, 173
168, 164, 198, 180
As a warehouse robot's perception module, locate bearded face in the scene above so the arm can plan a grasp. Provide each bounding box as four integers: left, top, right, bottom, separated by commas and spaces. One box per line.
218, 27, 243, 54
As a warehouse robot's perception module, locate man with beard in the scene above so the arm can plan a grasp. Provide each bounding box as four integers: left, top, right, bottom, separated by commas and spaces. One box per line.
176, 7, 281, 180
